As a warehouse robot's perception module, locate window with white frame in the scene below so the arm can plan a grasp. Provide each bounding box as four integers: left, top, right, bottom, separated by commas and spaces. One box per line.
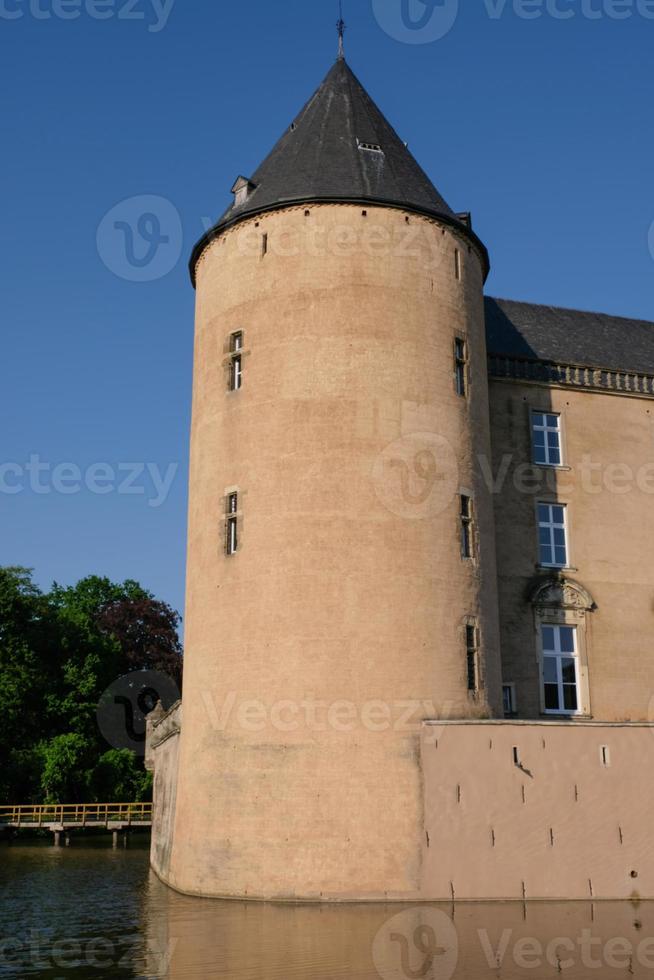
532, 412, 562, 466
229, 331, 243, 391
537, 503, 568, 568
541, 624, 580, 714
225, 492, 238, 556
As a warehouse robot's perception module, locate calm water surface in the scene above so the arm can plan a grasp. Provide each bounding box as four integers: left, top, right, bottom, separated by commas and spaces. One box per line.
2, 841, 654, 979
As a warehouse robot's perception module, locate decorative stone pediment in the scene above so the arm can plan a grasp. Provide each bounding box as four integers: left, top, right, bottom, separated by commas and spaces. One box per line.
530, 576, 596, 612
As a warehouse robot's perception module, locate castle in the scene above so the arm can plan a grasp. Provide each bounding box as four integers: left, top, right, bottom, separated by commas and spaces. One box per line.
146, 55, 654, 902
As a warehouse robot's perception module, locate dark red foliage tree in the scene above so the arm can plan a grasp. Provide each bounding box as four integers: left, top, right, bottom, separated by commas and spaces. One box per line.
96, 596, 183, 691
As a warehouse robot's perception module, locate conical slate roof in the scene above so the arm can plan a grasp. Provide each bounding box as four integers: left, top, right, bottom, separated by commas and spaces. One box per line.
190, 59, 488, 282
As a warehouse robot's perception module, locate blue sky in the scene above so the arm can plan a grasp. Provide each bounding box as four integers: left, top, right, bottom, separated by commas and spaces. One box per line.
1, 0, 652, 623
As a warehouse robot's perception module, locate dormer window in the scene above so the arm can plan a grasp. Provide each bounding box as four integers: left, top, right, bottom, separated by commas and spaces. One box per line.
357, 139, 383, 154
231, 176, 256, 208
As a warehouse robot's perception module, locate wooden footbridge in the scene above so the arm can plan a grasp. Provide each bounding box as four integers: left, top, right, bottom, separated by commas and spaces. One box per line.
0, 803, 152, 846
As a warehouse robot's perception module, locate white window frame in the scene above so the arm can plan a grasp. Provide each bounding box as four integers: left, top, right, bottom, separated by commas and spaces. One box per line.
531, 411, 563, 467
537, 502, 568, 569
540, 624, 582, 716
229, 332, 244, 392
226, 492, 239, 556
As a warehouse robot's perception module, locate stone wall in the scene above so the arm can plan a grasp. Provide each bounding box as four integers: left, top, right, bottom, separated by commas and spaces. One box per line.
146, 701, 182, 883
421, 720, 654, 900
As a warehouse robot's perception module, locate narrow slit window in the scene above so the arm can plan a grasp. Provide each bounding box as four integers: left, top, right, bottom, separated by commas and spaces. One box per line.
503, 684, 517, 717
229, 331, 243, 391
454, 338, 468, 397
466, 624, 478, 693
226, 492, 238, 556
460, 495, 474, 560
454, 248, 462, 281
261, 233, 268, 257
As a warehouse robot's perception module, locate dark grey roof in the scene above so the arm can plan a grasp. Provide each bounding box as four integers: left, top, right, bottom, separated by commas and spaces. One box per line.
485, 297, 654, 375
190, 59, 487, 283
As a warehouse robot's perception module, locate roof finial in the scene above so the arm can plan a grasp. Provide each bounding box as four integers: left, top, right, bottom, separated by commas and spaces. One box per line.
337, 0, 345, 60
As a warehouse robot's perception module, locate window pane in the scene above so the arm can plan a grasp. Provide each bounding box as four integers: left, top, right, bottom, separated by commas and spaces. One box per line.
552, 506, 565, 524
534, 446, 547, 465
544, 684, 560, 710
533, 430, 546, 446
543, 656, 558, 682
561, 658, 577, 683
563, 685, 578, 711
539, 527, 551, 546
554, 546, 567, 566
545, 415, 558, 428
549, 448, 561, 466
538, 504, 550, 523
532, 414, 544, 428
541, 627, 556, 651
553, 528, 566, 548
547, 432, 560, 449
559, 627, 575, 653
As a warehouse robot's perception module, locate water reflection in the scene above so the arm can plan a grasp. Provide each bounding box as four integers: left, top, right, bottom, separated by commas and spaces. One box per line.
2, 843, 654, 978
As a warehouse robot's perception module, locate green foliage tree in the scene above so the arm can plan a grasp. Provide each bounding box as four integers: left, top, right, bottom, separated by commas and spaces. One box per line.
0, 567, 182, 805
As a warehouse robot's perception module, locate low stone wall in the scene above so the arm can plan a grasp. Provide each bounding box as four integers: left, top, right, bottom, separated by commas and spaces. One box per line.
146, 700, 182, 883
421, 720, 654, 901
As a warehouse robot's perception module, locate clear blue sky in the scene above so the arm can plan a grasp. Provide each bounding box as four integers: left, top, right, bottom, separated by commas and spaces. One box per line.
1, 0, 652, 622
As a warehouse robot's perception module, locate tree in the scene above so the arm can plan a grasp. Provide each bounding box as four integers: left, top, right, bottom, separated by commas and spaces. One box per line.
96, 594, 183, 689
0, 568, 183, 805
90, 749, 153, 803
40, 733, 94, 804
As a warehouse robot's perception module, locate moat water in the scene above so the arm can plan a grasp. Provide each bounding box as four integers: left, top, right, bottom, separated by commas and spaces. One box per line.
2, 841, 654, 978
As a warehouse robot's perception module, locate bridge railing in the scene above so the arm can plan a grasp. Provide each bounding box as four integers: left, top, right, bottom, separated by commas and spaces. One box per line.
0, 803, 153, 826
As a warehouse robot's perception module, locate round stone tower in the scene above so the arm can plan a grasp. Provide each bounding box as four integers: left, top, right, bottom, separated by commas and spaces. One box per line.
164, 57, 503, 900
